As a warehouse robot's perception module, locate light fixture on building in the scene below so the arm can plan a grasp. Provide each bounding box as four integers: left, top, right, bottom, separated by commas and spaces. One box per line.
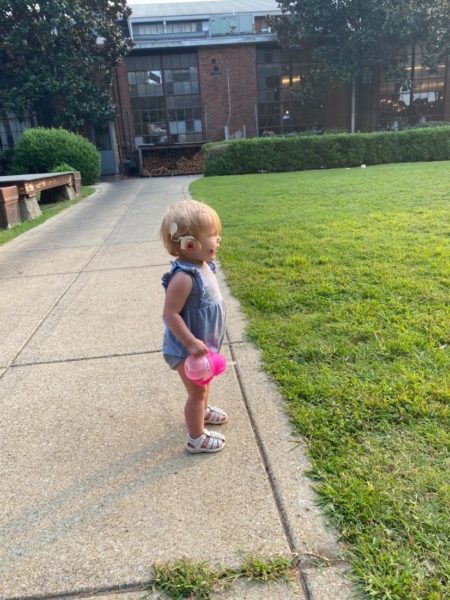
210, 58, 222, 76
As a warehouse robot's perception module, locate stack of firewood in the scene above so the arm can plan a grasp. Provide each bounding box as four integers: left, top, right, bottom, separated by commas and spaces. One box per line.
142, 148, 203, 177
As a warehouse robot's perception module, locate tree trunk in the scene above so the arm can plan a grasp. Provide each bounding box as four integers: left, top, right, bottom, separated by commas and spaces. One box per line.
35, 100, 56, 128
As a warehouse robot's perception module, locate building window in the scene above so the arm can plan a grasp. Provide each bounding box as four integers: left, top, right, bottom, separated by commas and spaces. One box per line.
256, 48, 325, 135
162, 54, 202, 143
128, 69, 163, 97
165, 21, 207, 34
133, 23, 164, 36
254, 17, 271, 34
132, 21, 208, 38
378, 45, 446, 129
126, 52, 203, 145
0, 113, 33, 149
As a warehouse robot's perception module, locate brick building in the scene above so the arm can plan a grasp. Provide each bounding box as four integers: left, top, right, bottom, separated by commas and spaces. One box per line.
4, 1, 447, 175
112, 1, 450, 175
113, 0, 355, 174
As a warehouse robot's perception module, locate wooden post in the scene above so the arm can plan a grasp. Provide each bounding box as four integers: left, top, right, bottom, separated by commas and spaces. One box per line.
0, 186, 21, 229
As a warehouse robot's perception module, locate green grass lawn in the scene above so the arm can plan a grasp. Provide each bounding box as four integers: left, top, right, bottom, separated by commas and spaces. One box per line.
0, 186, 95, 245
190, 162, 450, 600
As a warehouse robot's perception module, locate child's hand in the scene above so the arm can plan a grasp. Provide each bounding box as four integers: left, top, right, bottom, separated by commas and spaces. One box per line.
188, 339, 209, 357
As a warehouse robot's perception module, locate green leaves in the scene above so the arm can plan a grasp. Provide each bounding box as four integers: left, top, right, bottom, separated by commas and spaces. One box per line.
272, 0, 450, 87
0, 0, 132, 127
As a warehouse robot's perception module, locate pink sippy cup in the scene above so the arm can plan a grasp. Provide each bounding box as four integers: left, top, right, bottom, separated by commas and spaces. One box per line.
184, 351, 227, 386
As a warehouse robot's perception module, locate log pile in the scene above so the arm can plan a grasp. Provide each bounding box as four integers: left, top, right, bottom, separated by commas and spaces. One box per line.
142, 147, 203, 177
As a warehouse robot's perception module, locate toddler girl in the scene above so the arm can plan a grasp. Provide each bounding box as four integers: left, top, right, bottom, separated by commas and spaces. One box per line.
160, 200, 227, 454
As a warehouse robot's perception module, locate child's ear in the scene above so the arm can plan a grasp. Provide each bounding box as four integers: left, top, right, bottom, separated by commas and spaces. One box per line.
183, 239, 197, 253
179, 235, 196, 251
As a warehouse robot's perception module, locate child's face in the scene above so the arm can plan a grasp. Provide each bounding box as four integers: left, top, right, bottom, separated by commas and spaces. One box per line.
193, 227, 221, 262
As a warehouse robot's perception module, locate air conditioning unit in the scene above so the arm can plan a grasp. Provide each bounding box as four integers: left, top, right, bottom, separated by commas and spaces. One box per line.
209, 14, 253, 36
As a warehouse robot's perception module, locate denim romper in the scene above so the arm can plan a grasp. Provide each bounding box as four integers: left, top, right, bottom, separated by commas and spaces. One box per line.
162, 260, 227, 369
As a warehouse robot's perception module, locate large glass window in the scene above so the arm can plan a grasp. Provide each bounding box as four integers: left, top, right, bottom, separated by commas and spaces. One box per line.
256, 48, 326, 135
126, 52, 203, 145
162, 53, 202, 143
378, 46, 446, 129
128, 69, 163, 98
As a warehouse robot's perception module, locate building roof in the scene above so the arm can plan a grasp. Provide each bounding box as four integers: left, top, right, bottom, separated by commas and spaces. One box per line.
128, 0, 281, 20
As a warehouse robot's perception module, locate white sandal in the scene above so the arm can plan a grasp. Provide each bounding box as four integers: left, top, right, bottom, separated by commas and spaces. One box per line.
186, 430, 226, 454
204, 427, 224, 440
204, 405, 228, 425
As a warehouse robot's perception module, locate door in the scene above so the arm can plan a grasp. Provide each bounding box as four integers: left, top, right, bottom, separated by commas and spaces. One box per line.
94, 122, 118, 176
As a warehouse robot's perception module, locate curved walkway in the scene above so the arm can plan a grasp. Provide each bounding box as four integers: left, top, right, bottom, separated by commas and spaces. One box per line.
0, 177, 354, 599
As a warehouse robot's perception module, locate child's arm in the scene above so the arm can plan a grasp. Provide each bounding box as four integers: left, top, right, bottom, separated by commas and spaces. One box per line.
163, 271, 209, 357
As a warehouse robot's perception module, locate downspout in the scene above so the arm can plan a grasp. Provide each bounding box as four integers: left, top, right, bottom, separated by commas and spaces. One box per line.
351, 78, 356, 133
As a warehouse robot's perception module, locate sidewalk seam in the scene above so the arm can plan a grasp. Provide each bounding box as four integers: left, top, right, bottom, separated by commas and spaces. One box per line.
227, 334, 312, 600
8, 182, 147, 370
10, 348, 162, 368
0, 581, 149, 600
0, 261, 169, 280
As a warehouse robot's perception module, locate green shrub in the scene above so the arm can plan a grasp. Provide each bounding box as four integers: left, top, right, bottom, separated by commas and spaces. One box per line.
52, 162, 76, 173
404, 120, 450, 129
203, 126, 450, 176
12, 128, 100, 184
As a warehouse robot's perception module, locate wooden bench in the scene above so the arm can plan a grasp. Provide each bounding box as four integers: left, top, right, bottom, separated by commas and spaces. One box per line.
0, 171, 81, 222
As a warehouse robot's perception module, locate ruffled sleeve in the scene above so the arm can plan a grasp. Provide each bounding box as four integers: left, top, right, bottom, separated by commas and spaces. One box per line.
161, 260, 205, 295
161, 267, 173, 290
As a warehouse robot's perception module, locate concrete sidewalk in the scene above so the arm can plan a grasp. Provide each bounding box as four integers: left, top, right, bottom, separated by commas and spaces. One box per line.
0, 177, 354, 599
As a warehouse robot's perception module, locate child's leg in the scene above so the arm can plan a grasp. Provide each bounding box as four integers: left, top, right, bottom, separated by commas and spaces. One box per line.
175, 362, 225, 453
202, 383, 228, 425
175, 362, 209, 438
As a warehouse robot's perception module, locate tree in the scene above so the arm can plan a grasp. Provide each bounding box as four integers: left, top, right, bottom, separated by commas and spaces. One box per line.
271, 0, 450, 130
0, 0, 132, 128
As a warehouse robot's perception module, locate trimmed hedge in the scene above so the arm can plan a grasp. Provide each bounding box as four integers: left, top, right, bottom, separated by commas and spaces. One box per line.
12, 128, 100, 185
203, 127, 450, 176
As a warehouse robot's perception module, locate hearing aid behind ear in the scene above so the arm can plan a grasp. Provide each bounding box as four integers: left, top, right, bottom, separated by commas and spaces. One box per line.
170, 222, 195, 250
179, 235, 195, 250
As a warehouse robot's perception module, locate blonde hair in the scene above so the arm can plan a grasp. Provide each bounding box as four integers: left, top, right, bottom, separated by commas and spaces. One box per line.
160, 200, 222, 257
